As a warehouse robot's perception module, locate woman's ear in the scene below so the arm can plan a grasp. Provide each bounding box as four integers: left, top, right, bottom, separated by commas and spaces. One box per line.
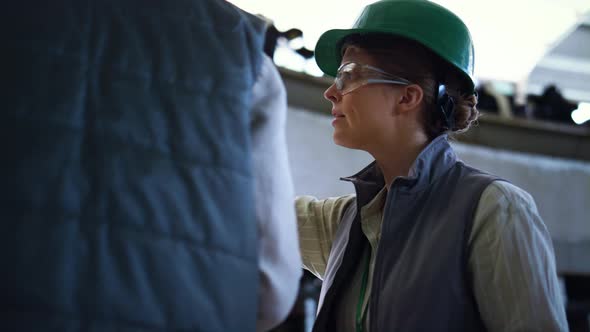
398, 84, 424, 113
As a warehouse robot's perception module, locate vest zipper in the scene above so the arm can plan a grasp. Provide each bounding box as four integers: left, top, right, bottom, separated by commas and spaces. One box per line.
369, 182, 398, 331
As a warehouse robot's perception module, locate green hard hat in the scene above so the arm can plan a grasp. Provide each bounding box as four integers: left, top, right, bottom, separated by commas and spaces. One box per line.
314, 0, 476, 91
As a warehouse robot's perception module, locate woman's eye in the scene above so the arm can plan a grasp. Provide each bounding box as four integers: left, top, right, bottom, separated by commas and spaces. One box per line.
340, 71, 353, 80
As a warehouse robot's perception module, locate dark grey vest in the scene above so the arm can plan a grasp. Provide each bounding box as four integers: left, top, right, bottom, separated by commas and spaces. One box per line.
313, 135, 499, 332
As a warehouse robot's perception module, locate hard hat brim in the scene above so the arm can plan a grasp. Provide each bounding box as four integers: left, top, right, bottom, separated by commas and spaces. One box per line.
315, 28, 379, 78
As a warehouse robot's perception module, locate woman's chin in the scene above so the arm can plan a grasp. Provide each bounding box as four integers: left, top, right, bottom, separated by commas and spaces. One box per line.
333, 132, 358, 149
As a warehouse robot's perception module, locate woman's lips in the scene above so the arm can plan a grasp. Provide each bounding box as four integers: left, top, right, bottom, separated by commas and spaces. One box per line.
332, 110, 345, 126
331, 109, 345, 118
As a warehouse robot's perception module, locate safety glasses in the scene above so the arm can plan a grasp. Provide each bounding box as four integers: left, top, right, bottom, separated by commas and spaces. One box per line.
334, 62, 413, 95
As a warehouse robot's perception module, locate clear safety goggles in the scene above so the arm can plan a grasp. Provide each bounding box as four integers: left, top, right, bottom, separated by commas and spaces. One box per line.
334, 62, 413, 95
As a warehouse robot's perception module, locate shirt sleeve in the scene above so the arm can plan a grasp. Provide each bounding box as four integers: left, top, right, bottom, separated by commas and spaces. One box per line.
251, 55, 302, 332
295, 194, 355, 280
469, 181, 569, 332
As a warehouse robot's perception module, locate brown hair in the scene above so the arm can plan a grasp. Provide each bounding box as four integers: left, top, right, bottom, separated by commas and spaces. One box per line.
341, 34, 478, 140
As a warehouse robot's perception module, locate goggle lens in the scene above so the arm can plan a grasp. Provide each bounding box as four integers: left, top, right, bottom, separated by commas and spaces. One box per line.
334, 63, 412, 95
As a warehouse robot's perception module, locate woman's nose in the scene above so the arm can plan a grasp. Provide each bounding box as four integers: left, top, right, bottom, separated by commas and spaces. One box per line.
324, 83, 341, 103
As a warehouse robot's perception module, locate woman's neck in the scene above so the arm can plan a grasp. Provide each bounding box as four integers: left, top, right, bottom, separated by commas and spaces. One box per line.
370, 132, 429, 188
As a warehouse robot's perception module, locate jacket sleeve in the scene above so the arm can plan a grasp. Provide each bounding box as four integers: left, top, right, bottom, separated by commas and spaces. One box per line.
295, 194, 355, 280
250, 55, 303, 332
469, 181, 569, 332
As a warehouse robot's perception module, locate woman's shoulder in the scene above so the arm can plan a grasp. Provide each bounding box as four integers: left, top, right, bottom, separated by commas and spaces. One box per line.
471, 180, 541, 238
470, 180, 546, 246
453, 163, 533, 203
480, 180, 536, 208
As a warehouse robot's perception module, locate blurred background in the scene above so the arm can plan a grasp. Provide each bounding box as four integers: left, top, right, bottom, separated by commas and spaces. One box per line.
229, 1, 590, 331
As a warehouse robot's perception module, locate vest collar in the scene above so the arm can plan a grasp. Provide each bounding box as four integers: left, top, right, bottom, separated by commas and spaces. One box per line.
341, 135, 457, 193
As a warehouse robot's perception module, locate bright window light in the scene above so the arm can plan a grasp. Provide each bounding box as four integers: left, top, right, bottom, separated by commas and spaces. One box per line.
571, 102, 590, 125
227, 0, 590, 83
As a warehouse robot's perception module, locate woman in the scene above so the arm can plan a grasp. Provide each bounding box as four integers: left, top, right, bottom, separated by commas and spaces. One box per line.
296, 0, 568, 331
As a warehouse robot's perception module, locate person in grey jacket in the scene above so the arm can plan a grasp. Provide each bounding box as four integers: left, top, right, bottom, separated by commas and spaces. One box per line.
0, 0, 300, 331
296, 0, 568, 331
